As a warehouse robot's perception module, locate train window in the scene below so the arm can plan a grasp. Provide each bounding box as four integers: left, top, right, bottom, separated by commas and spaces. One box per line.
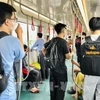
29, 24, 39, 47
12, 22, 39, 47
50, 29, 54, 39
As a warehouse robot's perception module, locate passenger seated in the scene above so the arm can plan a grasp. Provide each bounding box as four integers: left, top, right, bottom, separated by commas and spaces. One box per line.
31, 33, 45, 81
67, 59, 84, 100
22, 44, 41, 93
67, 32, 86, 96
22, 56, 40, 93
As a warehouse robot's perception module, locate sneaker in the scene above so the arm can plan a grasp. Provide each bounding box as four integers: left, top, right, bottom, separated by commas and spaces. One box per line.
39, 81, 44, 84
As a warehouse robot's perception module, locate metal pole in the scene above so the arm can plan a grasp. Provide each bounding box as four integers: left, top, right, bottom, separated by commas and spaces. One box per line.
7, 0, 10, 3
17, 59, 22, 100
18, 0, 30, 81
14, 0, 57, 25
11, 0, 14, 6
70, 0, 83, 90
16, 1, 30, 100
27, 15, 30, 74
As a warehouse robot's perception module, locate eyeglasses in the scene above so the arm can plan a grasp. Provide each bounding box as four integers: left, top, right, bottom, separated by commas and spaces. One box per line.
8, 17, 18, 22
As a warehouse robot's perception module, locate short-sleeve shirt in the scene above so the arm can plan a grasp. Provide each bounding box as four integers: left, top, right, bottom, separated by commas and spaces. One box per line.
44, 37, 69, 74
0, 33, 25, 100
31, 38, 45, 52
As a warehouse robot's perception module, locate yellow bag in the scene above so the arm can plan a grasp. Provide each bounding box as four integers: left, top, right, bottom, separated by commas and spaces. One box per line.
31, 62, 41, 70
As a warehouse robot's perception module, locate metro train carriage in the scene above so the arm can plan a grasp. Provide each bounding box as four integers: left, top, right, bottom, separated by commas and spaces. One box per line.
0, 0, 100, 100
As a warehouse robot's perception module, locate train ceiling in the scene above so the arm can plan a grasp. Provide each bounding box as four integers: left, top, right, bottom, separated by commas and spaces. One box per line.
13, 0, 85, 31
0, 0, 99, 32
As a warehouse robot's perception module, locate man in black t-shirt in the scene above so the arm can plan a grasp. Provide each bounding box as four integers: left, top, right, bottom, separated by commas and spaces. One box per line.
42, 23, 75, 100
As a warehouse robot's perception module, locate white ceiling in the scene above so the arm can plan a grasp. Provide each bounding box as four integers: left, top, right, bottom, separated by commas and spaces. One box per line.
14, 0, 73, 27
1, 0, 99, 31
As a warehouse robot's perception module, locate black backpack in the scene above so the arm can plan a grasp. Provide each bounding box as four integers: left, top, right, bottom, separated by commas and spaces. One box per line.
80, 35, 100, 76
0, 31, 12, 94
44, 38, 60, 70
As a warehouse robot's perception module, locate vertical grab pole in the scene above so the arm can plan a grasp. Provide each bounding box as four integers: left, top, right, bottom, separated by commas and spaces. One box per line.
17, 6, 30, 100
17, 13, 30, 100
7, 0, 9, 3
7, 0, 13, 5
70, 0, 75, 78
27, 15, 30, 72
11, 0, 14, 6
17, 59, 22, 100
70, 0, 83, 90
17, 1, 30, 100
19, 0, 30, 79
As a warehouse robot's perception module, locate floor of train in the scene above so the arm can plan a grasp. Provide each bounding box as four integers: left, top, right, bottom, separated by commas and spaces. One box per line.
20, 59, 76, 100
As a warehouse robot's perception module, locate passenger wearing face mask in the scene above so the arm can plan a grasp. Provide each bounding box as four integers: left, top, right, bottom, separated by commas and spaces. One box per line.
0, 2, 25, 100
42, 23, 76, 100
82, 32, 86, 40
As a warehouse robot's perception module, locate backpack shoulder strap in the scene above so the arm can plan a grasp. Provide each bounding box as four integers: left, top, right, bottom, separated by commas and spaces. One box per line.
0, 31, 10, 77
0, 31, 9, 39
85, 36, 92, 42
46, 38, 54, 50
0, 53, 4, 74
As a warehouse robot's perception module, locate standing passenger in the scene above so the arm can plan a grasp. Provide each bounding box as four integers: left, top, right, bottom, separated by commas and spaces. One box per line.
31, 33, 45, 81
83, 17, 100, 100
42, 23, 76, 100
45, 35, 50, 79
0, 2, 25, 100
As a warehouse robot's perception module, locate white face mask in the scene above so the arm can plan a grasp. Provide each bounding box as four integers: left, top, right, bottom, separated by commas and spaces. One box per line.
10, 21, 18, 31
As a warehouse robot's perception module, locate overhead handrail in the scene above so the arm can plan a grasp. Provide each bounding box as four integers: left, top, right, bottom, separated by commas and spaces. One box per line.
13, 0, 57, 25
